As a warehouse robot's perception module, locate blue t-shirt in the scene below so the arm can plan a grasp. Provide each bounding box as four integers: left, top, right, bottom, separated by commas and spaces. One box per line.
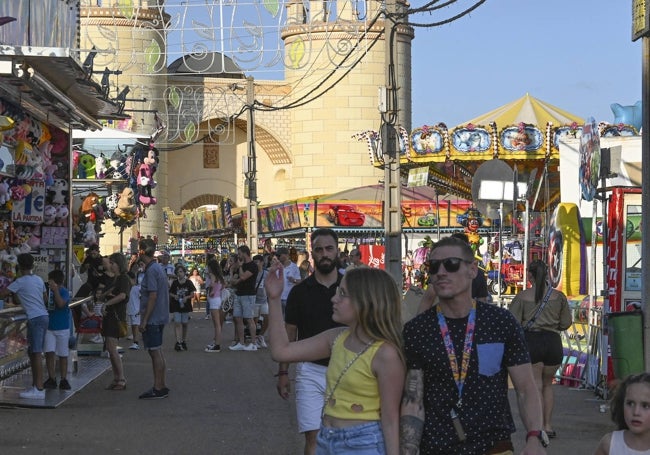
140, 261, 169, 325
8, 273, 47, 320
47, 286, 71, 331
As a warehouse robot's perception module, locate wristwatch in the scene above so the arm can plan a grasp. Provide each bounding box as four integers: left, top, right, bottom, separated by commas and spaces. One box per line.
526, 430, 549, 447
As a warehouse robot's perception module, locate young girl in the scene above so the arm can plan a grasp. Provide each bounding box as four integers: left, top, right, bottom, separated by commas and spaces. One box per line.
266, 265, 405, 455
204, 259, 225, 353
594, 373, 650, 454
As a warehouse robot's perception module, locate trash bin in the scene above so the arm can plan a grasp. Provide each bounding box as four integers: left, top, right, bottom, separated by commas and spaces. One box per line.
608, 311, 644, 380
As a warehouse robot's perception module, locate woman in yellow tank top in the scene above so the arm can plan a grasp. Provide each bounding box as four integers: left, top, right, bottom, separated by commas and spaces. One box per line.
267, 265, 405, 455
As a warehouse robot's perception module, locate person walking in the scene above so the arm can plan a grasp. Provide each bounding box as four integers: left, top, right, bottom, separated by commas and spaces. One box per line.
345, 248, 368, 272
400, 236, 547, 454
267, 265, 405, 455
138, 238, 170, 399
228, 245, 258, 351
169, 265, 195, 351
204, 259, 225, 352
100, 252, 131, 391
509, 260, 572, 439
275, 228, 343, 455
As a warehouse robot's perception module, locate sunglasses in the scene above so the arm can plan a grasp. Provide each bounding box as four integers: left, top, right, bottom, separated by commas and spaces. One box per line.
428, 257, 473, 274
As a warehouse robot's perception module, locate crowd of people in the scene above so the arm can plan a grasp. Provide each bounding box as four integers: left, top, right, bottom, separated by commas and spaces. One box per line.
2, 229, 643, 454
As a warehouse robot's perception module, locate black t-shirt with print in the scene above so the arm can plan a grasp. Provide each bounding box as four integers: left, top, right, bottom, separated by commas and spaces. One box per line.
169, 279, 196, 313
403, 302, 530, 455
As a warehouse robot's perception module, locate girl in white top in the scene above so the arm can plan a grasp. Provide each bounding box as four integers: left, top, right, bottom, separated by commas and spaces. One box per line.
594, 373, 650, 454
204, 259, 225, 353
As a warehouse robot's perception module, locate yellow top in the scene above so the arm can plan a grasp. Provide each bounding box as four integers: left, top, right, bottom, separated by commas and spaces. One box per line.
324, 330, 382, 421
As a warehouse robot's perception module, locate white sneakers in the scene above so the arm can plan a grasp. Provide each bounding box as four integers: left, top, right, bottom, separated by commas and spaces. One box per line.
229, 342, 257, 351
256, 336, 268, 349
20, 387, 45, 400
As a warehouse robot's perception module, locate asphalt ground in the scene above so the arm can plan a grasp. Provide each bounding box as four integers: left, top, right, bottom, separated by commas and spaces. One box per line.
0, 311, 613, 455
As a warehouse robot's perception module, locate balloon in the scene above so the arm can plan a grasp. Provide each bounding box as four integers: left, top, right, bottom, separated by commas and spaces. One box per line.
611, 101, 642, 131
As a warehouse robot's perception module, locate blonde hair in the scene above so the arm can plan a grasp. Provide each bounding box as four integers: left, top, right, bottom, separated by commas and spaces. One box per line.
344, 267, 404, 364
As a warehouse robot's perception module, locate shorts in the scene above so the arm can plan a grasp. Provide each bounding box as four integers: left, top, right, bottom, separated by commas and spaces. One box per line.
101, 313, 123, 339
256, 301, 269, 315
44, 329, 70, 357
525, 330, 563, 365
27, 315, 49, 354
295, 362, 327, 433
142, 324, 165, 350
127, 314, 141, 326
316, 421, 385, 455
207, 296, 222, 311
173, 312, 190, 323
233, 295, 255, 319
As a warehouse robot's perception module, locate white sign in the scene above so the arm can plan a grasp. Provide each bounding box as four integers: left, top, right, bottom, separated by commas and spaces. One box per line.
12, 180, 46, 224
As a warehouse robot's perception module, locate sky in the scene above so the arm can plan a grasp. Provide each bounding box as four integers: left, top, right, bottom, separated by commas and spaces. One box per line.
163, 1, 641, 130
410, 0, 642, 128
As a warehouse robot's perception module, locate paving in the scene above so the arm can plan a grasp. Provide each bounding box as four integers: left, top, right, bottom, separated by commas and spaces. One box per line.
0, 311, 613, 454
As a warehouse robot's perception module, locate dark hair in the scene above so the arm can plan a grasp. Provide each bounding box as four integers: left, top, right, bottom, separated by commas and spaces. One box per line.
429, 236, 473, 261
17, 253, 34, 270
252, 255, 263, 262
139, 238, 156, 257
206, 259, 224, 284
611, 373, 650, 430
528, 260, 548, 303
237, 244, 251, 256
48, 269, 65, 285
109, 252, 128, 274
450, 232, 470, 244
310, 228, 338, 247
127, 271, 136, 280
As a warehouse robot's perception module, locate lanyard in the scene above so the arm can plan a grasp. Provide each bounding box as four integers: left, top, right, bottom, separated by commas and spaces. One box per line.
436, 302, 476, 407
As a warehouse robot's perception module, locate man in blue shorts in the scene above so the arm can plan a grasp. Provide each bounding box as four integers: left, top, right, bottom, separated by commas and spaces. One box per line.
138, 238, 170, 399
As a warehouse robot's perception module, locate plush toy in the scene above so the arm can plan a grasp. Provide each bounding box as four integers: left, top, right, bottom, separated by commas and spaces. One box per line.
83, 220, 97, 247
0, 180, 9, 206
46, 178, 69, 206
95, 153, 108, 179
78, 153, 95, 179
55, 205, 69, 227
43, 204, 57, 225
114, 187, 137, 222
138, 147, 158, 206
108, 151, 127, 179
80, 192, 101, 222
611, 101, 642, 132
26, 226, 41, 250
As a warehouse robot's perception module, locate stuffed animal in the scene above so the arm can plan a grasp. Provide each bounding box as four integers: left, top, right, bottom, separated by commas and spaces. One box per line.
114, 187, 137, 222
0, 180, 9, 206
83, 220, 97, 247
46, 178, 69, 206
80, 192, 101, 222
108, 151, 127, 179
138, 147, 158, 206
26, 226, 41, 250
43, 204, 57, 225
78, 153, 95, 179
55, 205, 69, 227
95, 153, 108, 179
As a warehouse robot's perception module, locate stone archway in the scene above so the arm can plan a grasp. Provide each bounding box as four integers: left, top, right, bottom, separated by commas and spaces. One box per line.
182, 194, 235, 211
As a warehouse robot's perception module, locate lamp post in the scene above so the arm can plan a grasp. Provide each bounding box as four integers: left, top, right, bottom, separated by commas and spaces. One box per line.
244, 76, 258, 253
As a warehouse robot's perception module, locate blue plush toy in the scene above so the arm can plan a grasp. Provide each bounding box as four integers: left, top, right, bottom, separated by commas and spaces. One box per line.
611, 101, 642, 131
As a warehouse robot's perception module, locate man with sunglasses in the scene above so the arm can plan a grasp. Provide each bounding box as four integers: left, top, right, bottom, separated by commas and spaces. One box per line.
400, 236, 547, 455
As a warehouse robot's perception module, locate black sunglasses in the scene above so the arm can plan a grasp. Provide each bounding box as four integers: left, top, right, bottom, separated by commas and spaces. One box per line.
428, 257, 473, 274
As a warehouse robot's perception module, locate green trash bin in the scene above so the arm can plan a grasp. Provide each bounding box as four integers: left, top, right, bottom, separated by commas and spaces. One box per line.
608, 311, 644, 380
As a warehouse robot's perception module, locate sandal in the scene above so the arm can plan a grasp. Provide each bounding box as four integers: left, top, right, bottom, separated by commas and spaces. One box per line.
106, 380, 127, 390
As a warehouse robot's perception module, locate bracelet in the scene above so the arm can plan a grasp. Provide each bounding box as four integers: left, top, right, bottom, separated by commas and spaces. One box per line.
275, 370, 288, 377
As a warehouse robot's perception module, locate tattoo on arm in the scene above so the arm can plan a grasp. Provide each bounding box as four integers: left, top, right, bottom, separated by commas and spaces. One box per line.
400, 369, 424, 454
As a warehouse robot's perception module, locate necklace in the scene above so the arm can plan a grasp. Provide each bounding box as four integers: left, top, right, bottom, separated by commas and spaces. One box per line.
322, 334, 374, 417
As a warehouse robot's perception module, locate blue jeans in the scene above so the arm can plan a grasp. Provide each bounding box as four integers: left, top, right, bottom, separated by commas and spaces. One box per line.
316, 421, 385, 455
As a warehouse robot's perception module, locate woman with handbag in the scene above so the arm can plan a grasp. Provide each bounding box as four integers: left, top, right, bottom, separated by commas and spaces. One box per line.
267, 265, 405, 455
509, 259, 572, 439
100, 252, 131, 390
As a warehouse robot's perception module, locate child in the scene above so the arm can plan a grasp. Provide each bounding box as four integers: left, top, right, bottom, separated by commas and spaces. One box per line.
594, 373, 650, 454
126, 271, 141, 350
169, 265, 195, 351
43, 269, 72, 390
0, 253, 48, 399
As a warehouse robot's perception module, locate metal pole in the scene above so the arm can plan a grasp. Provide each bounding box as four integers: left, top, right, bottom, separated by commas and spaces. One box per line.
246, 76, 259, 253
382, 0, 402, 289
641, 36, 650, 371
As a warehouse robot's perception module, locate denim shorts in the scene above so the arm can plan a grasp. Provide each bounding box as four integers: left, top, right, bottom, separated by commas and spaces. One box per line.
233, 295, 255, 319
27, 315, 49, 354
173, 312, 190, 324
316, 421, 385, 455
142, 324, 165, 350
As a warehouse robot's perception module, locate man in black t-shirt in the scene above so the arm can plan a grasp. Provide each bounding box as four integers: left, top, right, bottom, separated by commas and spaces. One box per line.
229, 245, 258, 351
276, 228, 343, 455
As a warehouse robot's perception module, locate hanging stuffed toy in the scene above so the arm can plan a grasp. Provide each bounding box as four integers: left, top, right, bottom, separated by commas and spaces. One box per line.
138, 144, 159, 207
